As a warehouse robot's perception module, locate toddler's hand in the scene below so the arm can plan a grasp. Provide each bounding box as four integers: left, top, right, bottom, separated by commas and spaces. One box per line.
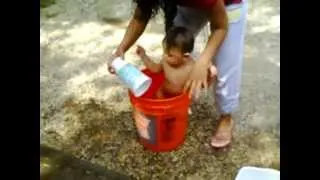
136, 45, 146, 57
209, 64, 217, 78
207, 65, 217, 86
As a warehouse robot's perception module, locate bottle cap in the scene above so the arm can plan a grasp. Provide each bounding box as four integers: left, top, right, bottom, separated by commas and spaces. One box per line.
132, 77, 152, 97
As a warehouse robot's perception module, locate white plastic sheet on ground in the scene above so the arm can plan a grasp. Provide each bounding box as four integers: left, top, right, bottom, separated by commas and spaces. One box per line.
235, 166, 280, 180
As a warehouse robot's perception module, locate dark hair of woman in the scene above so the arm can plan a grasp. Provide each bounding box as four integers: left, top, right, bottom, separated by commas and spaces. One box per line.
133, 0, 177, 33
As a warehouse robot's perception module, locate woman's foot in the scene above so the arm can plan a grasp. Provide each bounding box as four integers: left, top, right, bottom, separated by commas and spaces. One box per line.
211, 114, 234, 148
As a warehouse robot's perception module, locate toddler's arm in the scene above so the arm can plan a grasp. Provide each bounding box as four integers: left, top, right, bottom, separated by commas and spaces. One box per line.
136, 45, 163, 73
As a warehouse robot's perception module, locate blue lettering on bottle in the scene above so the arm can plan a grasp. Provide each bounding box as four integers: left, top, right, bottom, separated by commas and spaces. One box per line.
118, 64, 143, 88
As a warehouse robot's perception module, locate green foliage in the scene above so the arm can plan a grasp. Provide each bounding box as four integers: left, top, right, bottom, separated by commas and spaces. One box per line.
40, 0, 56, 8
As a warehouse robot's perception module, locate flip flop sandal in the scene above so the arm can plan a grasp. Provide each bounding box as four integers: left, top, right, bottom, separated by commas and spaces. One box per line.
211, 119, 234, 148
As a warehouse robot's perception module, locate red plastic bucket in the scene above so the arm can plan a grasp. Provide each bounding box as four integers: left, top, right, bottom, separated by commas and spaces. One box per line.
129, 69, 191, 152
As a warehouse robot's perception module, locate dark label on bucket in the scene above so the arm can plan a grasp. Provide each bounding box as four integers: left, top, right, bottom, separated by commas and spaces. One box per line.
134, 110, 156, 144
162, 117, 176, 142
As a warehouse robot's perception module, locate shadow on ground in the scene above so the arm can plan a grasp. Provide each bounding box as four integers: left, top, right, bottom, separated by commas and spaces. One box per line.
41, 145, 132, 180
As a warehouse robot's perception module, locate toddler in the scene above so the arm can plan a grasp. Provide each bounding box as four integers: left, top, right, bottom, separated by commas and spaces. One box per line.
136, 26, 216, 99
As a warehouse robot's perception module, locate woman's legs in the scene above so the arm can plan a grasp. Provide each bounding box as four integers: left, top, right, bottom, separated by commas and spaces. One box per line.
211, 0, 248, 147
173, 0, 248, 147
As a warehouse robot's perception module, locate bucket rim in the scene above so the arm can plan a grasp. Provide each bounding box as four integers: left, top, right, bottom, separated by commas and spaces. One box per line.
128, 90, 190, 103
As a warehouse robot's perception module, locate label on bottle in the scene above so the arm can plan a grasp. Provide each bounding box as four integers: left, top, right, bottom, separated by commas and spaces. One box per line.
117, 64, 144, 90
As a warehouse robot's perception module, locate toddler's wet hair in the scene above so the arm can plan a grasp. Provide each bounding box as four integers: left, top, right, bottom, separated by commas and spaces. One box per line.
163, 26, 194, 53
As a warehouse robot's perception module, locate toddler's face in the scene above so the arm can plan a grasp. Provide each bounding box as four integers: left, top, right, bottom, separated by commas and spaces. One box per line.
163, 47, 185, 66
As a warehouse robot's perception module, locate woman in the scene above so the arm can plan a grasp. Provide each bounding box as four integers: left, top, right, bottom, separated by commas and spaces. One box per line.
107, 0, 248, 148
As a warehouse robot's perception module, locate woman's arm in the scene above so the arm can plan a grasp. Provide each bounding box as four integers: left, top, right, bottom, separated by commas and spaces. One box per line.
107, 7, 151, 73
115, 8, 150, 54
184, 0, 228, 98
200, 0, 228, 65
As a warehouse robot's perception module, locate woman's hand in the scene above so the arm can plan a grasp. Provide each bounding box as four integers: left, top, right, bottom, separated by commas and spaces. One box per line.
184, 58, 216, 99
107, 49, 124, 74
182, 0, 226, 98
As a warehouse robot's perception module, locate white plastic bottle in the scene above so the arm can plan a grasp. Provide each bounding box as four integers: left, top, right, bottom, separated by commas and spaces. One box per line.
111, 57, 152, 97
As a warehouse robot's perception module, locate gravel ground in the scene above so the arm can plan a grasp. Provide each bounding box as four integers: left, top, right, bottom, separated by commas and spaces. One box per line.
40, 0, 280, 179
41, 145, 131, 180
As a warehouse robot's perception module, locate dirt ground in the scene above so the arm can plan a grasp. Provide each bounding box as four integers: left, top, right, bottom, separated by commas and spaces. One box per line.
40, 0, 280, 179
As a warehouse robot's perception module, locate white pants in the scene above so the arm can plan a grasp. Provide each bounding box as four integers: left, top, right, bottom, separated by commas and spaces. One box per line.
173, 0, 248, 114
